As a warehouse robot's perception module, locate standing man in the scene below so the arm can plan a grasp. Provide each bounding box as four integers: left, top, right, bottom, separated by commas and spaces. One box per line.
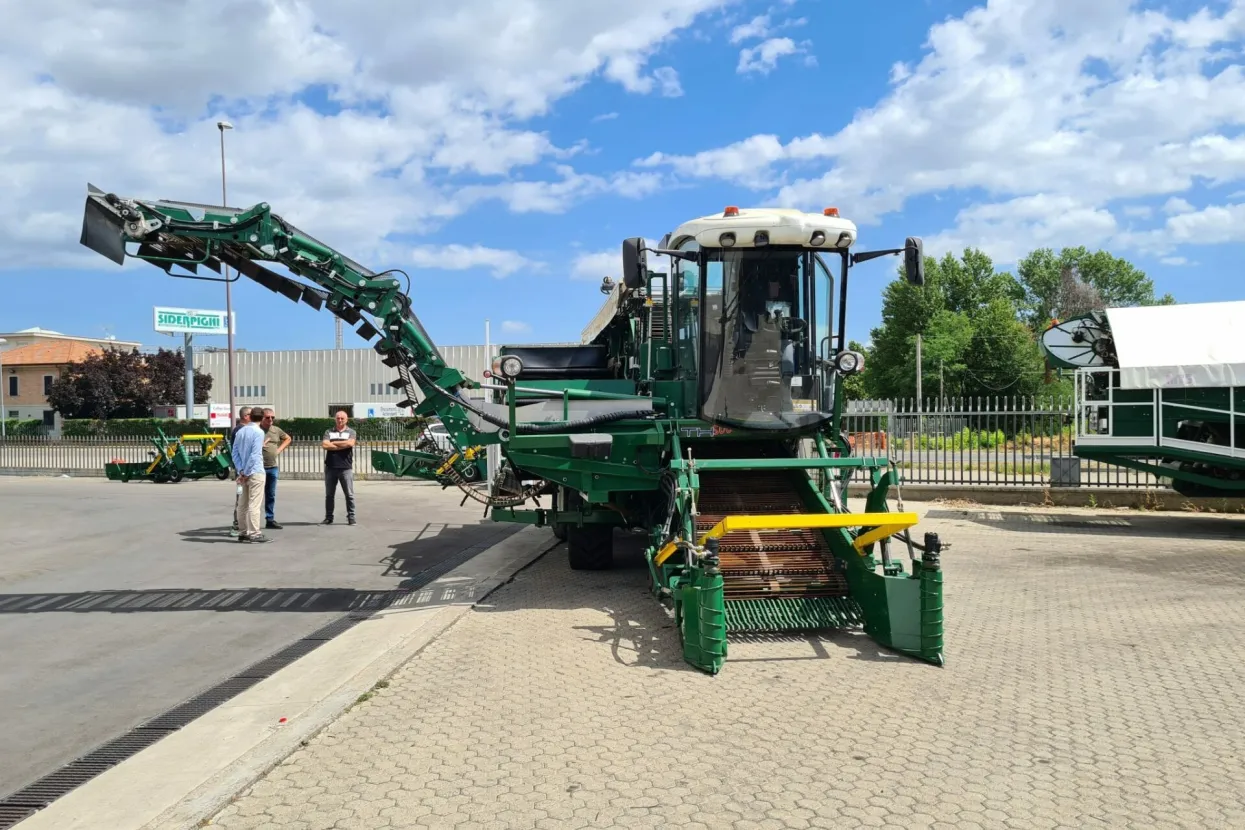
229, 406, 252, 538
321, 410, 357, 526
259, 408, 291, 530
232, 414, 269, 543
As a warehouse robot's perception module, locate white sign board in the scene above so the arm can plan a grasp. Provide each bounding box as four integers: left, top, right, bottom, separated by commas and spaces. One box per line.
352, 402, 411, 419
209, 403, 233, 428
154, 306, 235, 336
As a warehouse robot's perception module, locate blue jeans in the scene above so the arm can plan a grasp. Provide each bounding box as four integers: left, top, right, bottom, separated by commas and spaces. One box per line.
264, 467, 279, 522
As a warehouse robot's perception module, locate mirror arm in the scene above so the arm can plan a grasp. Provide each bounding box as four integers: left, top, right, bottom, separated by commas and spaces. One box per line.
649, 247, 698, 261
850, 246, 906, 265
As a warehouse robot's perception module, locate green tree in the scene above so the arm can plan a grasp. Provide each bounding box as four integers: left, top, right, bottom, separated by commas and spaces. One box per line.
1016, 246, 1175, 328
48, 348, 213, 420
863, 248, 1048, 401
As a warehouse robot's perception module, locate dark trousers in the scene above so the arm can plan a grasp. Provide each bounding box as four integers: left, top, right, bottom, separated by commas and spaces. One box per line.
325, 467, 356, 520
264, 467, 279, 521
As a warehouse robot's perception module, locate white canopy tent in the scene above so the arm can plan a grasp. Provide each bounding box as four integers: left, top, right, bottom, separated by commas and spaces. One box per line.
1105, 300, 1245, 389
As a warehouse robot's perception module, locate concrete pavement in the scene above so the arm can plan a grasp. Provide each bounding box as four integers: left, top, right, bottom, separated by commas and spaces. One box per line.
0, 476, 544, 812
190, 502, 1245, 830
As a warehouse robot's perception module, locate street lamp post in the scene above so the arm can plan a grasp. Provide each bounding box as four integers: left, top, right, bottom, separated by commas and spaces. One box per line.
218, 120, 236, 422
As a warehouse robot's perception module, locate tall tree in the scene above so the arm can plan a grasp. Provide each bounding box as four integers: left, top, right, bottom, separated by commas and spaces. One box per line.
1016, 246, 1174, 328
48, 348, 213, 420
863, 248, 1048, 401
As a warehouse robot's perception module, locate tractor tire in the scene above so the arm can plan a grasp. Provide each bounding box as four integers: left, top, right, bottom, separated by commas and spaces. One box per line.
167, 467, 184, 484
552, 523, 568, 542
215, 468, 231, 481
567, 523, 614, 571
460, 462, 481, 482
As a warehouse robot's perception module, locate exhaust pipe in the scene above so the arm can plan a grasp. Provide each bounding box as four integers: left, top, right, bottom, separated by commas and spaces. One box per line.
79, 184, 127, 265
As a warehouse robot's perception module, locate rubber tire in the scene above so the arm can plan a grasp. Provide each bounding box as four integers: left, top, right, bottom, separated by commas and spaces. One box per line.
552, 524, 568, 542
215, 467, 231, 480
460, 462, 481, 482
567, 523, 614, 571
167, 467, 184, 484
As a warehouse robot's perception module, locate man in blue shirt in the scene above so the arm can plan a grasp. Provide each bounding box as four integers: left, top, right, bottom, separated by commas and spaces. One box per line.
231, 417, 270, 543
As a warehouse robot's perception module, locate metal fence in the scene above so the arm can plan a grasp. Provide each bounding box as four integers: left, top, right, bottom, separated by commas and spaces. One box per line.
841, 397, 1163, 489
0, 397, 1171, 490
0, 435, 425, 480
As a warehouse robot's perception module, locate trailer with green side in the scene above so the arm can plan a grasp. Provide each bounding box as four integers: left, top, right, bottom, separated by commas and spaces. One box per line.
104, 427, 233, 483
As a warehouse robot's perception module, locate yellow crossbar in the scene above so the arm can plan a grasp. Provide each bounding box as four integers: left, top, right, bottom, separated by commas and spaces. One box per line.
653, 511, 919, 566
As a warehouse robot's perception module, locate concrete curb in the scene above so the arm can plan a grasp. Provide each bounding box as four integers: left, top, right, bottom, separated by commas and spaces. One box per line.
15, 526, 560, 830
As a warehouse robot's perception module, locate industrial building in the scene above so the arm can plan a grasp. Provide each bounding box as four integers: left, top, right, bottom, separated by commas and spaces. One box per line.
193, 345, 500, 418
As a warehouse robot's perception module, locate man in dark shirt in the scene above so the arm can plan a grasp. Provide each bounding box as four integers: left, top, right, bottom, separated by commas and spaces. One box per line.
321, 410, 357, 525
229, 407, 252, 538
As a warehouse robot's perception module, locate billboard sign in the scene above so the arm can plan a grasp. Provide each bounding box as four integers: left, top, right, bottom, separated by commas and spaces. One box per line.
352, 402, 411, 419
153, 307, 234, 336
209, 403, 233, 428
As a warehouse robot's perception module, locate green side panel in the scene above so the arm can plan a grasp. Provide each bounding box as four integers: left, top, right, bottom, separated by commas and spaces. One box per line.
513, 379, 637, 395
679, 570, 728, 675
883, 576, 922, 653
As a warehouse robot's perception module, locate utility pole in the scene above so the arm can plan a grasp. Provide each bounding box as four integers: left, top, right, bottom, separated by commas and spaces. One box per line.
335, 317, 343, 349
218, 120, 237, 421
915, 333, 923, 405
184, 332, 194, 418
940, 358, 944, 406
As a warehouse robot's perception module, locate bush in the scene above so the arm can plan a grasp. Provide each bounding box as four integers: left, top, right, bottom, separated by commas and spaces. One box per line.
1, 419, 45, 437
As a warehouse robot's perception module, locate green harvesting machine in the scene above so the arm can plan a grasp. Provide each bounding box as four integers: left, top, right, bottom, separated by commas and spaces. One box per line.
104, 427, 232, 483
1040, 301, 1245, 497
80, 186, 947, 674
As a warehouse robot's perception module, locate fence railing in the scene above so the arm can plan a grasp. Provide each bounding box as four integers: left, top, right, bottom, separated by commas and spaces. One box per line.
1, 397, 1173, 490
842, 396, 1163, 489
0, 435, 425, 480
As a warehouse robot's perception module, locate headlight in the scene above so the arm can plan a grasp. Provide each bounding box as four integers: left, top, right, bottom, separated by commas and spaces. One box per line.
492, 355, 524, 380
810, 230, 826, 245
719, 232, 736, 247
834, 350, 865, 375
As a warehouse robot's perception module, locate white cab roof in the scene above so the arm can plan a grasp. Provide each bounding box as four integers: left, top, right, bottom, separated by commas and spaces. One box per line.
668, 207, 858, 250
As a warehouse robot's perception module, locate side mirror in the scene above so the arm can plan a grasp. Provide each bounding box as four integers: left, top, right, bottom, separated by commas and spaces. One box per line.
904, 237, 925, 286
622, 237, 647, 289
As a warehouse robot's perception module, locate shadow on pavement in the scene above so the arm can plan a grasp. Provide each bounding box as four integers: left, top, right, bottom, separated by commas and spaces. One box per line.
926, 508, 1245, 540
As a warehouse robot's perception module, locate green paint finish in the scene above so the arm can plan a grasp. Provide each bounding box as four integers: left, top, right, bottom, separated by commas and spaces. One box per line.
678, 565, 728, 676
725, 596, 863, 631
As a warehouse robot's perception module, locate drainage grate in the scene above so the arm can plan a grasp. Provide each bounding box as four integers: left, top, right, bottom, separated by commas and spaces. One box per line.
0, 524, 522, 828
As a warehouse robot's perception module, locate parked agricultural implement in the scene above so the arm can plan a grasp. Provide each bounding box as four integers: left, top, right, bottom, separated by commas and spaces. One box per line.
80, 185, 946, 674
105, 427, 233, 483
1041, 300, 1245, 496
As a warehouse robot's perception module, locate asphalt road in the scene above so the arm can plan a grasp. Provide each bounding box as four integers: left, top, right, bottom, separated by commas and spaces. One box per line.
0, 475, 517, 798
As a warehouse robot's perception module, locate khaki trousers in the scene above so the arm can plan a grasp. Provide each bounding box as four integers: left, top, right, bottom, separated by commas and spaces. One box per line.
235, 474, 265, 537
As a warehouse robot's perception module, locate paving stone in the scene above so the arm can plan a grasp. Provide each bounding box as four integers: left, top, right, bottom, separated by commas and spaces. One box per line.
209, 504, 1245, 829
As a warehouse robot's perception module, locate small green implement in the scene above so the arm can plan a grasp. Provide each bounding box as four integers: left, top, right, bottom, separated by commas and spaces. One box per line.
105, 428, 233, 483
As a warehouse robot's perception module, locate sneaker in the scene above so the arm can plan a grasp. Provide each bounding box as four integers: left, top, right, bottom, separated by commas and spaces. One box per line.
237, 534, 251, 543
321, 517, 333, 525
229, 528, 240, 538
266, 520, 282, 530
347, 517, 357, 525
248, 534, 272, 544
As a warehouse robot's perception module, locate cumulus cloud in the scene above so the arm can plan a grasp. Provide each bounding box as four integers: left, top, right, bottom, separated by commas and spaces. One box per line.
409, 244, 539, 278
637, 0, 1245, 260
571, 238, 672, 281
0, 0, 731, 269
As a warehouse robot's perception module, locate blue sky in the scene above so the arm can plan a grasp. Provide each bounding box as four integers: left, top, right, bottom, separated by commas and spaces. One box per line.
2, 0, 1243, 353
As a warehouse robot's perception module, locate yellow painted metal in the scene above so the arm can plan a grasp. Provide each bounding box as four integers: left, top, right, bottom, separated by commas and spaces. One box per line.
653, 511, 920, 567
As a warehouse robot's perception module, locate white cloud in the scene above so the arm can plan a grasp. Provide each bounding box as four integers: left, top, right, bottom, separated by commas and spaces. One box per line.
1119, 202, 1245, 253
592, 112, 620, 122
921, 195, 1119, 265
737, 38, 810, 74
0, 0, 733, 269
1160, 256, 1190, 265
1163, 197, 1195, 214
730, 14, 772, 43
638, 0, 1245, 259
409, 244, 537, 277
571, 238, 672, 281
500, 320, 532, 335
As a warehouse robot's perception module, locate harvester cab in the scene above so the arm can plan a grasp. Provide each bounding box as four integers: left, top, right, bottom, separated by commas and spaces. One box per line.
78, 186, 945, 675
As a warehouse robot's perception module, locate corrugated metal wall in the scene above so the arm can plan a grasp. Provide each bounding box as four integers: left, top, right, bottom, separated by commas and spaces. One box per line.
193, 345, 496, 417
